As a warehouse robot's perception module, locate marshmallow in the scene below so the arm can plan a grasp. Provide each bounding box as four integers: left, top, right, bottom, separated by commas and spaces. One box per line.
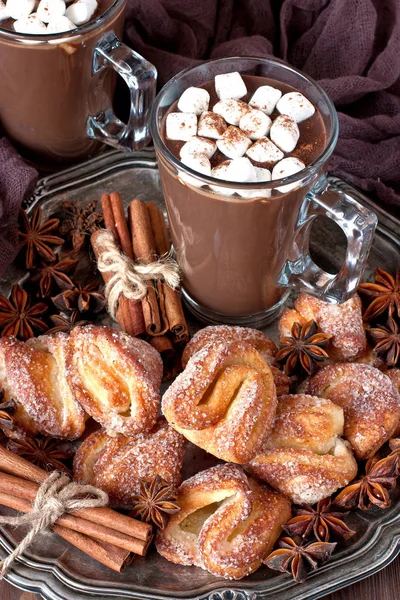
166, 112, 197, 141
270, 114, 300, 153
180, 136, 216, 160
239, 109, 271, 140
249, 85, 282, 115
213, 99, 250, 126
179, 150, 211, 188
14, 13, 47, 33
197, 111, 227, 140
47, 15, 76, 32
37, 0, 66, 23
225, 157, 256, 183
215, 72, 247, 100
0, 1, 11, 21
65, 0, 97, 25
210, 161, 235, 196
217, 126, 251, 159
6, 0, 36, 20
277, 92, 315, 123
239, 166, 272, 199
272, 157, 306, 193
177, 87, 210, 116
246, 138, 284, 164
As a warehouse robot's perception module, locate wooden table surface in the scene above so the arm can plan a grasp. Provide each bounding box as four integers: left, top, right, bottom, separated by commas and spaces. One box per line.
1, 556, 399, 600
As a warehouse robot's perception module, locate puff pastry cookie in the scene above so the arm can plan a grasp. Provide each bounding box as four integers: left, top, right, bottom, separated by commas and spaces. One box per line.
74, 418, 186, 509
162, 340, 277, 463
182, 325, 290, 396
249, 394, 358, 505
304, 363, 400, 459
155, 463, 291, 579
66, 325, 163, 436
0, 333, 86, 439
279, 293, 367, 361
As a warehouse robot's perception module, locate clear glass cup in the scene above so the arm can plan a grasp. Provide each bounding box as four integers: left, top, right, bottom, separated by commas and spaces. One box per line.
151, 57, 377, 327
0, 0, 156, 169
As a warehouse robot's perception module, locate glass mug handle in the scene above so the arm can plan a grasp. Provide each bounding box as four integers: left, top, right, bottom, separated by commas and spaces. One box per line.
87, 33, 157, 151
279, 177, 378, 303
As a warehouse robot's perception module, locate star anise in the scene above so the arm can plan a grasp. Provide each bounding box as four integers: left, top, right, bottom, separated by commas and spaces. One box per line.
0, 391, 16, 431
59, 201, 103, 252
130, 476, 180, 530
276, 320, 333, 375
335, 452, 398, 511
264, 537, 337, 583
358, 268, 400, 321
284, 498, 355, 543
7, 436, 72, 475
18, 207, 64, 269
0, 284, 48, 340
52, 283, 106, 314
47, 310, 90, 334
30, 257, 77, 298
368, 315, 400, 367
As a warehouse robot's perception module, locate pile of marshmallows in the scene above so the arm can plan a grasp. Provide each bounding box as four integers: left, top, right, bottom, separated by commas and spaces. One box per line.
166, 72, 315, 197
0, 0, 98, 34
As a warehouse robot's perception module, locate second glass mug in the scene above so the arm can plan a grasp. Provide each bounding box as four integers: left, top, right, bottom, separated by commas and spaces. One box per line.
0, 0, 157, 168
151, 57, 378, 327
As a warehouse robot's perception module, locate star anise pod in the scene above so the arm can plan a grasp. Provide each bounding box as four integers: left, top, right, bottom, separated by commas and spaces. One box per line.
0, 391, 16, 431
276, 320, 332, 375
59, 201, 103, 252
284, 498, 355, 543
47, 310, 91, 334
18, 207, 64, 270
7, 435, 72, 474
130, 476, 180, 530
264, 537, 337, 583
358, 268, 400, 321
30, 257, 77, 298
0, 284, 48, 340
368, 315, 400, 367
335, 452, 398, 511
52, 283, 106, 314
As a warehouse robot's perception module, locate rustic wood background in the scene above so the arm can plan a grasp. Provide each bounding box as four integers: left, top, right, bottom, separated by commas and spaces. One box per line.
1, 556, 399, 600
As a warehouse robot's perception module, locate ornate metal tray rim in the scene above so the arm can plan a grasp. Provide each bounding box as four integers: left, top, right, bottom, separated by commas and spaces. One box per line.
0, 148, 399, 600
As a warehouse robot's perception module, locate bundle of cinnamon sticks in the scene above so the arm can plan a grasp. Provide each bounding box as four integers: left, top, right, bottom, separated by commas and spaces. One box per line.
92, 192, 189, 379
0, 446, 152, 573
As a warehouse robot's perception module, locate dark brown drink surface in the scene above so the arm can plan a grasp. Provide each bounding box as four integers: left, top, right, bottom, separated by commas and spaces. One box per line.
158, 75, 327, 316
0, 0, 121, 168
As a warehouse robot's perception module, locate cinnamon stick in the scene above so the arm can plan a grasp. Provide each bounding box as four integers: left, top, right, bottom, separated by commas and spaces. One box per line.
0, 491, 131, 573
146, 202, 189, 342
128, 200, 165, 336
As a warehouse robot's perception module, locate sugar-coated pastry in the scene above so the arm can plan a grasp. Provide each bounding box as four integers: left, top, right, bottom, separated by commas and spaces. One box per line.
249, 394, 357, 505
387, 369, 400, 438
182, 325, 290, 396
66, 325, 163, 436
155, 463, 291, 580
279, 293, 367, 361
0, 334, 86, 440
304, 363, 400, 459
162, 340, 277, 464
74, 418, 186, 509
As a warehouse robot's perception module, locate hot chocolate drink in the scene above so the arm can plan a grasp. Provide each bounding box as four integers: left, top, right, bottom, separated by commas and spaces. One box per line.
157, 73, 327, 317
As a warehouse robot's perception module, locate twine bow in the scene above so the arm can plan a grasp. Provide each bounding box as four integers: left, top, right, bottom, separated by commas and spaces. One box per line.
0, 471, 108, 576
95, 229, 181, 319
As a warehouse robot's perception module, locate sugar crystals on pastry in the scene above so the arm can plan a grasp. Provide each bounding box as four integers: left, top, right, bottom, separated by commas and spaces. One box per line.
162, 340, 277, 464
155, 463, 291, 580
74, 418, 186, 509
249, 394, 358, 505
304, 363, 400, 459
66, 325, 163, 436
0, 333, 86, 439
279, 293, 367, 362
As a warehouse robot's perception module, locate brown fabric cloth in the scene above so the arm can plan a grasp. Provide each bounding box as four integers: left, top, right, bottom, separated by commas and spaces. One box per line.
0, 138, 37, 277
125, 0, 400, 212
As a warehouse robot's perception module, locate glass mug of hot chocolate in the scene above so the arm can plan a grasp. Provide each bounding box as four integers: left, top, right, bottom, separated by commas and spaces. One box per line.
151, 57, 377, 326
0, 0, 156, 168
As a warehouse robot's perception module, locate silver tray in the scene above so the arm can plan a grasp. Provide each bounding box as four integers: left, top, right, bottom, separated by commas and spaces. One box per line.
0, 148, 399, 600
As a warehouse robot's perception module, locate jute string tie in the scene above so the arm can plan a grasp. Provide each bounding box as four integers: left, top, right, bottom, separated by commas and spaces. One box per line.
0, 471, 108, 576
96, 229, 180, 319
